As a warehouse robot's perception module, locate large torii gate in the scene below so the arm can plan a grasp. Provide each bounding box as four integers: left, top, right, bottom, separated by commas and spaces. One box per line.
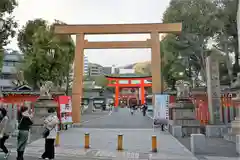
54, 23, 182, 124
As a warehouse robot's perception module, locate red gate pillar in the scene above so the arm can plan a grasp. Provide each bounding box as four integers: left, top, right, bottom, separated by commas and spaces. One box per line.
140, 79, 145, 105
115, 80, 119, 107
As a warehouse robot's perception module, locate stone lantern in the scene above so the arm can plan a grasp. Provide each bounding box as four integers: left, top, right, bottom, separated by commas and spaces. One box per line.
32, 81, 58, 133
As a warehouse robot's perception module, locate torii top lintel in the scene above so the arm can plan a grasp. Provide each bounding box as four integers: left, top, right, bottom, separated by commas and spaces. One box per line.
54, 23, 182, 35
105, 75, 152, 80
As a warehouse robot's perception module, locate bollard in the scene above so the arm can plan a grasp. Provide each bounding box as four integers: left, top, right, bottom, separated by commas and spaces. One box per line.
152, 135, 157, 152
55, 132, 60, 146
85, 133, 90, 149
117, 134, 123, 150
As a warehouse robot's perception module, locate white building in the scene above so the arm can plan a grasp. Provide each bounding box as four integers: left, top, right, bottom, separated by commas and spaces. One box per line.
0, 50, 23, 90
84, 55, 89, 75
119, 68, 135, 74
69, 54, 89, 87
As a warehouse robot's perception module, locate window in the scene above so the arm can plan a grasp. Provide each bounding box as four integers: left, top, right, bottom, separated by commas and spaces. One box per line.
2, 87, 12, 90
1, 74, 15, 79
91, 72, 99, 76
91, 69, 99, 72
3, 61, 20, 66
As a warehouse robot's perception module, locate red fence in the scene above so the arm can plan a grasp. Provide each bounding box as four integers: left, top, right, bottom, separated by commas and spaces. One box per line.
169, 94, 237, 125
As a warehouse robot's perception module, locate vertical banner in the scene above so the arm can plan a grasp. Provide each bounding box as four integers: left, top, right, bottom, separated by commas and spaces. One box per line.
57, 96, 73, 125
153, 94, 169, 125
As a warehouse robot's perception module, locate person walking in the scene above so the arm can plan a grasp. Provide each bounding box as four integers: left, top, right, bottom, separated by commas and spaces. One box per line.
0, 107, 11, 158
17, 106, 33, 160
40, 108, 59, 160
142, 103, 148, 116
130, 104, 136, 115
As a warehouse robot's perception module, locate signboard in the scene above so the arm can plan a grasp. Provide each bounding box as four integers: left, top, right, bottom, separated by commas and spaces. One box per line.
153, 94, 169, 125
57, 96, 73, 125
93, 100, 104, 104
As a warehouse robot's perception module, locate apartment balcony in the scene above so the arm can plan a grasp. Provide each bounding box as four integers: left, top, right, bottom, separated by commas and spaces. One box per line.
3, 54, 23, 62
1, 66, 17, 74
0, 79, 14, 87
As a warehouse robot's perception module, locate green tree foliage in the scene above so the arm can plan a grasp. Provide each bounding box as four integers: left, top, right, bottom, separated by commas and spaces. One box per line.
0, 0, 18, 71
93, 75, 108, 88
162, 0, 224, 86
17, 19, 75, 89
161, 35, 188, 89
214, 0, 239, 77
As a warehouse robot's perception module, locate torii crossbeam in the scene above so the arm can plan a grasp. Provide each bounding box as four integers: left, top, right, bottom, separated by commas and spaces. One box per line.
54, 22, 182, 124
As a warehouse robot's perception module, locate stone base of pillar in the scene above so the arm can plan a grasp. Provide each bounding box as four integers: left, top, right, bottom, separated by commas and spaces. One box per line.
205, 125, 228, 137
223, 116, 240, 143
231, 116, 240, 133
72, 123, 82, 128
236, 135, 240, 154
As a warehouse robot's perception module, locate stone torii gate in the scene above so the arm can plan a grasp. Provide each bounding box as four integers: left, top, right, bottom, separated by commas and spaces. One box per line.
54, 23, 182, 124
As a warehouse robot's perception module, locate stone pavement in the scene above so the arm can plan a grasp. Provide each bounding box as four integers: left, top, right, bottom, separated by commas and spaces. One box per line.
81, 108, 152, 128
196, 156, 239, 160
5, 108, 239, 159
177, 137, 239, 160
4, 110, 110, 150
19, 128, 198, 160
81, 110, 111, 123
8, 108, 198, 159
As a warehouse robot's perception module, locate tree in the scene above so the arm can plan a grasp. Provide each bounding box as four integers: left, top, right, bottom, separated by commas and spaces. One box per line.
161, 35, 188, 89
214, 0, 239, 79
93, 75, 108, 88
0, 0, 18, 71
162, 0, 224, 84
17, 19, 75, 89
134, 62, 151, 75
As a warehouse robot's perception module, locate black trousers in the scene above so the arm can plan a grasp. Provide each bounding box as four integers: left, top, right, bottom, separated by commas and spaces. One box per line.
0, 135, 9, 154
41, 138, 55, 159
161, 124, 165, 131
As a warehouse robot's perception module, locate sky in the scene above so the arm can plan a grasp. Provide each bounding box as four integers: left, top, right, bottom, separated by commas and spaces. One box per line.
7, 0, 171, 66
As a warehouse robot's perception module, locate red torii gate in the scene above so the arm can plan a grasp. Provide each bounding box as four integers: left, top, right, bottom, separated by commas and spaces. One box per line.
105, 75, 152, 107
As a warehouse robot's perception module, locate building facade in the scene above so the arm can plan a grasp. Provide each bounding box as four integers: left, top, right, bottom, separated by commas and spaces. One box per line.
103, 67, 112, 75
88, 63, 103, 76
84, 55, 89, 75
0, 50, 23, 90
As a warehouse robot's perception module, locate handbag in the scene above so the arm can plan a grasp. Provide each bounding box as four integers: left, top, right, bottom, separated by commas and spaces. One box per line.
42, 126, 55, 138
42, 128, 50, 138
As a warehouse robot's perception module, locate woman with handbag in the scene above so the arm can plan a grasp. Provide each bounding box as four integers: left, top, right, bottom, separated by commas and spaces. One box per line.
0, 107, 11, 158
17, 106, 33, 160
40, 108, 59, 160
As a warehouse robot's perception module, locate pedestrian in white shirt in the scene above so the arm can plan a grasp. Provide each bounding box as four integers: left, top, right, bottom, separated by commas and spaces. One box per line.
40, 108, 59, 160
0, 107, 11, 158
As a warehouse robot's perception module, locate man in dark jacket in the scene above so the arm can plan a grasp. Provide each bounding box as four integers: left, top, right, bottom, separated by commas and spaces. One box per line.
142, 103, 148, 116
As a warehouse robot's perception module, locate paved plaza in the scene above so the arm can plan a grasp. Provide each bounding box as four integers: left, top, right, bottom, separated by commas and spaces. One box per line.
4, 108, 239, 160
7, 108, 197, 160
